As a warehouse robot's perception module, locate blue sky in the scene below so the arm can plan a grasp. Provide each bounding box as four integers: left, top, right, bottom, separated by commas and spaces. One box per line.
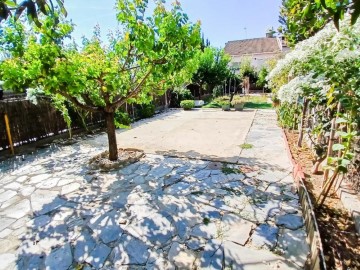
67, 0, 282, 48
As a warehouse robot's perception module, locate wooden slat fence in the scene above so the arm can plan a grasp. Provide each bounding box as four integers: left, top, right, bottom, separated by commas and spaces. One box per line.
1, 92, 169, 151
0, 98, 103, 151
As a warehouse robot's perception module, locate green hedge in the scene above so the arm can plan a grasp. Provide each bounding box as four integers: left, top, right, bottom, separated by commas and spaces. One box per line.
180, 100, 195, 110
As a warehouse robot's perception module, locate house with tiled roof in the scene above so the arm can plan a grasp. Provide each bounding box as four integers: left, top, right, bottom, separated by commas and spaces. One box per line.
224, 33, 289, 71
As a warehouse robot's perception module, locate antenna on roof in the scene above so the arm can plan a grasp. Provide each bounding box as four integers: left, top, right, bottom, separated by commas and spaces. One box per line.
244, 27, 247, 39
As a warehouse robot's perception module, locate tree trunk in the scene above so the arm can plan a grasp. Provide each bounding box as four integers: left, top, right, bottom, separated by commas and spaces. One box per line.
297, 98, 309, 147
105, 111, 118, 161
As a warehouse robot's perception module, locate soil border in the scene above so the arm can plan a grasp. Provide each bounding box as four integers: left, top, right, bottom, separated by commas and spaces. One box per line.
282, 129, 327, 270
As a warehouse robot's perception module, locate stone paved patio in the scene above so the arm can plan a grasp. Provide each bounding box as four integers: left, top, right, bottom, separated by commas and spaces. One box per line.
0, 110, 309, 269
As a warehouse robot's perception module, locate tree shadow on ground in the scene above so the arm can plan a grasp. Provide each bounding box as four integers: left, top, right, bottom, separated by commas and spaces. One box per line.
8, 148, 308, 269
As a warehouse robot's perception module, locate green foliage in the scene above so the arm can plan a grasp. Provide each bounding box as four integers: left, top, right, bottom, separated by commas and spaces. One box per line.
279, 0, 360, 46
231, 95, 245, 105
239, 58, 257, 83
279, 0, 329, 45
0, 0, 201, 160
277, 103, 301, 129
221, 165, 242, 175
0, 0, 67, 27
114, 111, 132, 128
256, 66, 269, 88
203, 217, 210, 225
180, 100, 195, 110
204, 95, 272, 109
170, 86, 194, 108
137, 103, 155, 119
192, 47, 231, 91
212, 85, 223, 97
244, 102, 272, 109
202, 95, 229, 108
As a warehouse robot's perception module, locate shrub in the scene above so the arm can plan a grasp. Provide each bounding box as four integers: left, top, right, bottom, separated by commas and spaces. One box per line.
231, 96, 245, 105
114, 111, 132, 128
170, 87, 194, 107
137, 103, 155, 119
180, 100, 195, 110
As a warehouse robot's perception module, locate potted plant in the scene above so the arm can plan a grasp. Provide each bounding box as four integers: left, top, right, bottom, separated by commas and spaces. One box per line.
180, 100, 195, 110
214, 96, 231, 111
231, 96, 245, 111
219, 100, 231, 111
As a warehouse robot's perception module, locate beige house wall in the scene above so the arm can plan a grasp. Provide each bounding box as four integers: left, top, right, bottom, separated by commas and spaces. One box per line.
229, 52, 281, 71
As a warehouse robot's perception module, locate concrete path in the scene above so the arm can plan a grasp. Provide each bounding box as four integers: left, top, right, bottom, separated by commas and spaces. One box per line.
111, 109, 255, 163
0, 109, 309, 269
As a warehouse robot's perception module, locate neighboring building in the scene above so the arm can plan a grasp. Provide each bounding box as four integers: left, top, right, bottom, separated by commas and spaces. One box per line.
224, 33, 289, 71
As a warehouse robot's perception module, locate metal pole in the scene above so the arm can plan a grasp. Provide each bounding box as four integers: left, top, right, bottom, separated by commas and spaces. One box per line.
4, 114, 14, 155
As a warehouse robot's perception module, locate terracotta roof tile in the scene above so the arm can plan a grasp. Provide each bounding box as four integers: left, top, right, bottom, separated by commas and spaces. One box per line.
224, 38, 281, 56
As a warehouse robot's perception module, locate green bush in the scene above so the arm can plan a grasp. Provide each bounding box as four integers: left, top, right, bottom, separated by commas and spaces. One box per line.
180, 100, 195, 110
137, 103, 155, 119
114, 111, 132, 128
170, 87, 194, 107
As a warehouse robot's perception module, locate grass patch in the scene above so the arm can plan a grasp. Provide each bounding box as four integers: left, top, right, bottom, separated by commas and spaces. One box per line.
222, 165, 242, 175
202, 101, 222, 108
239, 143, 253, 149
202, 95, 272, 109
244, 102, 272, 109
203, 217, 211, 225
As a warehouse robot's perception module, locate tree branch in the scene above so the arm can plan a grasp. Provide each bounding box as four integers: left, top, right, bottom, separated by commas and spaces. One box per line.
60, 92, 103, 113
81, 93, 96, 108
120, 45, 134, 72
111, 67, 154, 110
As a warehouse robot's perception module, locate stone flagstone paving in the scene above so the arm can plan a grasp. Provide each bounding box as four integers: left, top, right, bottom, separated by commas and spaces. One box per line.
0, 110, 310, 269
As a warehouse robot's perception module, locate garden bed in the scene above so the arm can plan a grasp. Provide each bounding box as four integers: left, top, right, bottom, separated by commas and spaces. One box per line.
285, 130, 360, 270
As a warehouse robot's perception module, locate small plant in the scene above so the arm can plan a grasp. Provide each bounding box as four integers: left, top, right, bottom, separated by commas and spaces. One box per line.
239, 143, 253, 149
191, 191, 204, 196
180, 100, 195, 110
231, 96, 246, 111
222, 165, 242, 175
214, 96, 231, 110
203, 217, 210, 225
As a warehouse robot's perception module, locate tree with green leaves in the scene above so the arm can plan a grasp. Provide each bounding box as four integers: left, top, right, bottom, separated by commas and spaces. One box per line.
0, 0, 67, 27
279, 0, 329, 45
191, 47, 231, 98
238, 57, 257, 83
279, 0, 360, 46
0, 0, 201, 161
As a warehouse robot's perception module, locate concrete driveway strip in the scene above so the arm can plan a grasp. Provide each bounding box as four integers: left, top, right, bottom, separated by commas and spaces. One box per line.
115, 109, 256, 163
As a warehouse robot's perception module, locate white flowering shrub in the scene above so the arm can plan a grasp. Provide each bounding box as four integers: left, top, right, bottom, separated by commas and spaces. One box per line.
268, 14, 360, 96
26, 87, 44, 105
269, 14, 360, 194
